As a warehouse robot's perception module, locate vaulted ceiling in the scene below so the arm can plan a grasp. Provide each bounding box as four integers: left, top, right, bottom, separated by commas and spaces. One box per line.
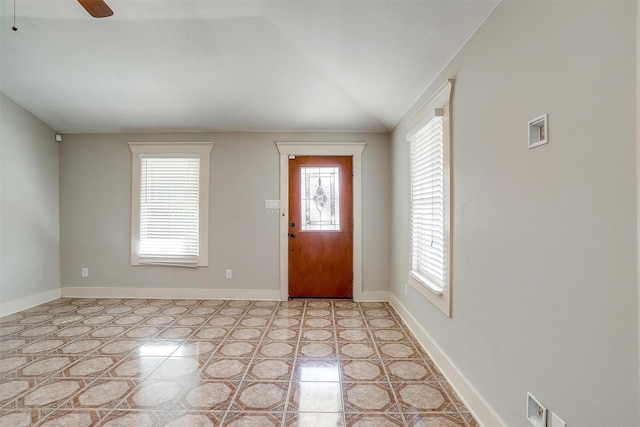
0, 0, 498, 133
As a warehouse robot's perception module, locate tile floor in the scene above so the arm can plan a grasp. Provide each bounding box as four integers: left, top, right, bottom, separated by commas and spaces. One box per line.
0, 298, 477, 426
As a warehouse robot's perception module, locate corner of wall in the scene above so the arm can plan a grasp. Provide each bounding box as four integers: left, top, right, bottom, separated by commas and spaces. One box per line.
0, 288, 62, 317
389, 292, 507, 427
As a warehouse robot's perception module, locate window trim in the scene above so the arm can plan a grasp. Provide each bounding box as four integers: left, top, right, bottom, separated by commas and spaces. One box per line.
129, 142, 213, 267
406, 79, 453, 317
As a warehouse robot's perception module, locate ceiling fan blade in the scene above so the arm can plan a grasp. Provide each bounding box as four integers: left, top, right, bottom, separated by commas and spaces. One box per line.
77, 0, 113, 18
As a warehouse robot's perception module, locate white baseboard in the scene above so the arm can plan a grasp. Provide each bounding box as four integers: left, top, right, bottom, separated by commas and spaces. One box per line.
61, 286, 282, 301
0, 288, 62, 317
389, 293, 506, 427
61, 286, 388, 303
355, 291, 389, 302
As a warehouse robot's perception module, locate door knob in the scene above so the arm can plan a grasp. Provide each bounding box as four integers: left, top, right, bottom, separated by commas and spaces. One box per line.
288, 232, 296, 238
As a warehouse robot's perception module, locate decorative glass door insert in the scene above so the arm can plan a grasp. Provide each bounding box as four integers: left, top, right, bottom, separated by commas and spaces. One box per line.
300, 166, 340, 231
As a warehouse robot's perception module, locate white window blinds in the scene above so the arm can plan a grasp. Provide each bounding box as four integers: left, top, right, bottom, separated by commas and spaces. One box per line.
410, 111, 446, 292
139, 156, 200, 265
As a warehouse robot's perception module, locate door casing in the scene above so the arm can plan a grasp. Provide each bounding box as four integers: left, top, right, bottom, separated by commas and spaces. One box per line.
276, 142, 366, 301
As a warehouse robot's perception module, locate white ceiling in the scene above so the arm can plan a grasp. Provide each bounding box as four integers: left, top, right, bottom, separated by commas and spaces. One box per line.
0, 0, 497, 133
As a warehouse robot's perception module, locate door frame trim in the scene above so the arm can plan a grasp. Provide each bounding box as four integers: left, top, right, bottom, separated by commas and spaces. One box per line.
276, 142, 366, 301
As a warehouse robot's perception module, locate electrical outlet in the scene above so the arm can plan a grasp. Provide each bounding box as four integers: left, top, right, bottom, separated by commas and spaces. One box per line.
81, 268, 88, 278
225, 269, 232, 279
526, 392, 547, 427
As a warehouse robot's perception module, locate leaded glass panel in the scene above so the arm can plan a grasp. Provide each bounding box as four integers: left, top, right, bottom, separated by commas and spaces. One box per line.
300, 166, 340, 231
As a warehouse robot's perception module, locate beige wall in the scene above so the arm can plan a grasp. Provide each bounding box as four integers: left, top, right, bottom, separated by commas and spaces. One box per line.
637, 0, 640, 409
59, 132, 390, 296
0, 93, 60, 312
391, 1, 638, 426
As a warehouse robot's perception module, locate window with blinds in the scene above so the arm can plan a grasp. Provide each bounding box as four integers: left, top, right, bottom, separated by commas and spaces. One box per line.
406, 79, 452, 317
139, 156, 200, 265
129, 142, 213, 267
410, 112, 445, 292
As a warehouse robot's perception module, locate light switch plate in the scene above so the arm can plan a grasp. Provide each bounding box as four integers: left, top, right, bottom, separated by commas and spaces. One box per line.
265, 200, 280, 209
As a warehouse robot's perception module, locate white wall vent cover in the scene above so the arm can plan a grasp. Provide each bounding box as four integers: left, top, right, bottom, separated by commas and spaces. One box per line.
528, 114, 548, 149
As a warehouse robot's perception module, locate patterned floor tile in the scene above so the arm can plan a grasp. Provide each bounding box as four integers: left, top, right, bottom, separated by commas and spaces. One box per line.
293, 359, 340, 382
19, 356, 74, 378
107, 356, 165, 379
173, 340, 218, 358
337, 328, 369, 342
135, 340, 183, 357
207, 316, 239, 327
0, 356, 34, 378
0, 299, 479, 427
0, 339, 28, 355
89, 326, 126, 339
113, 315, 145, 326
404, 412, 468, 426
16, 339, 68, 356
0, 409, 48, 426
156, 327, 196, 340
272, 317, 300, 328
339, 342, 376, 359
385, 360, 438, 382
246, 359, 293, 382
264, 328, 298, 341
20, 378, 90, 409
276, 308, 303, 318
367, 318, 400, 329
298, 342, 336, 359
285, 411, 346, 426
300, 329, 334, 342
222, 411, 282, 427
133, 306, 162, 315
341, 359, 386, 382
0, 378, 40, 408
38, 409, 103, 427
336, 318, 365, 329
256, 342, 296, 358
122, 379, 191, 410
239, 317, 269, 328
345, 412, 405, 427
343, 382, 399, 413
187, 307, 218, 316
395, 383, 456, 413
93, 340, 139, 357
195, 327, 229, 340
160, 410, 222, 427
69, 379, 136, 409
149, 357, 206, 379
288, 381, 343, 413
216, 341, 256, 358
64, 356, 118, 378
231, 382, 288, 412
229, 328, 264, 341
17, 326, 59, 339
303, 317, 333, 328
176, 381, 237, 411
98, 409, 165, 427
377, 343, 419, 359
56, 339, 105, 355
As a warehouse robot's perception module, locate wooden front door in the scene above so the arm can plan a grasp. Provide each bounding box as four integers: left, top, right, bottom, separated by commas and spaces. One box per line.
288, 156, 353, 298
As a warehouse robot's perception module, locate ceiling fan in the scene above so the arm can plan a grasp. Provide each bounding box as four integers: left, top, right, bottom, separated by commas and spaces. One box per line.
77, 0, 113, 18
